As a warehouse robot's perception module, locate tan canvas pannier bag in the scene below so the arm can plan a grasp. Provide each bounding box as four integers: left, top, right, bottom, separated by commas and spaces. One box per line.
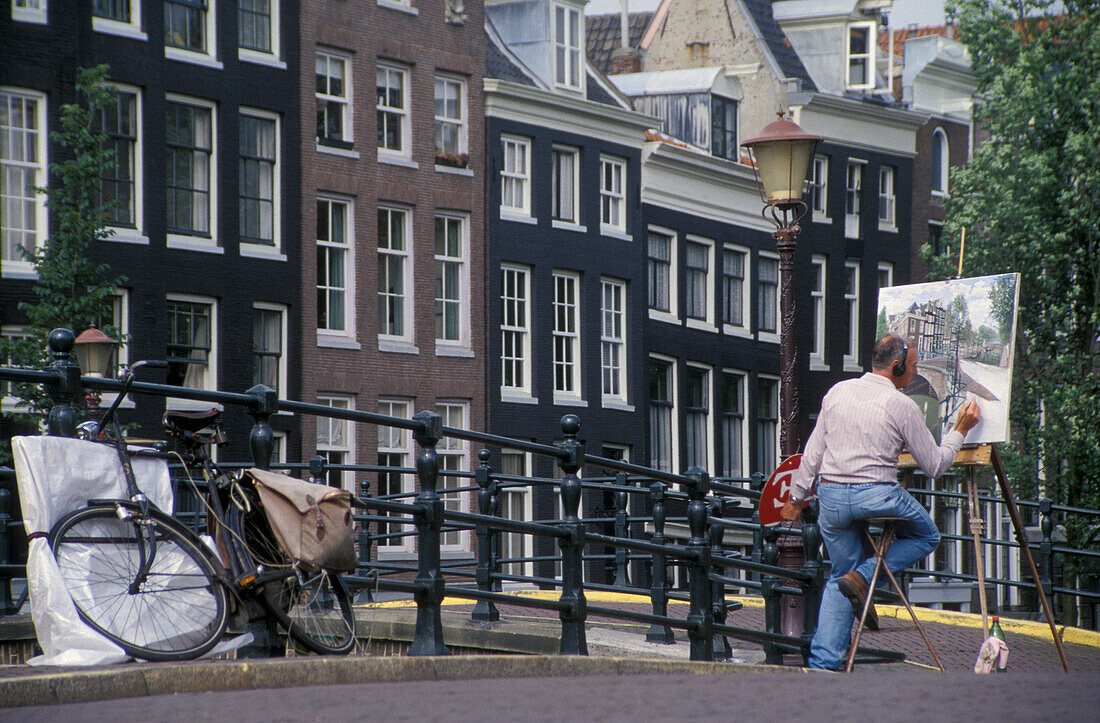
244, 468, 357, 573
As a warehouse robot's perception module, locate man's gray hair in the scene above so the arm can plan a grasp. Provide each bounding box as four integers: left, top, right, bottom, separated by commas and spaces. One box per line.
872, 335, 907, 371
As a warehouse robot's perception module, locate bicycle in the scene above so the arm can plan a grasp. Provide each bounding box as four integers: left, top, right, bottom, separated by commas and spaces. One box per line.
47, 362, 356, 661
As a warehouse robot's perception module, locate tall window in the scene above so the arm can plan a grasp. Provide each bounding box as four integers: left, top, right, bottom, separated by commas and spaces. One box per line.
94, 0, 130, 21
710, 95, 737, 160
315, 396, 351, 489
166, 99, 213, 238
239, 111, 278, 246
1, 89, 46, 270
810, 256, 826, 366
722, 245, 748, 330
756, 376, 779, 475
877, 262, 894, 303
847, 22, 875, 89
684, 239, 711, 323
166, 297, 214, 390
684, 365, 710, 470
437, 402, 470, 548
378, 206, 409, 338
317, 198, 350, 335
553, 3, 582, 90
878, 165, 896, 229
435, 214, 465, 344
931, 128, 948, 195
844, 260, 860, 368
434, 75, 466, 165
96, 90, 138, 229
501, 136, 530, 216
720, 371, 745, 477
552, 272, 580, 397
377, 64, 409, 156
601, 278, 626, 401
377, 399, 411, 548
757, 254, 778, 338
647, 229, 674, 316
316, 51, 350, 147
165, 0, 207, 52
648, 358, 675, 472
252, 304, 284, 394
501, 265, 531, 394
600, 156, 626, 232
811, 155, 828, 220
845, 160, 863, 239
499, 451, 532, 577
239, 0, 272, 53
552, 145, 579, 224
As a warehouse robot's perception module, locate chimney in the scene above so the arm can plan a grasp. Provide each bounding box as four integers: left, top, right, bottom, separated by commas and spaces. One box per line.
611, 47, 641, 74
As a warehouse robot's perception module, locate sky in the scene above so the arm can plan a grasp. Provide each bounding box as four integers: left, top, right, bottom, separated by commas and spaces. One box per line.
583, 0, 948, 27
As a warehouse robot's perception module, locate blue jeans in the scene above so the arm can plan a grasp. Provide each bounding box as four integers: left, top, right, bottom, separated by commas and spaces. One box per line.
808, 482, 940, 670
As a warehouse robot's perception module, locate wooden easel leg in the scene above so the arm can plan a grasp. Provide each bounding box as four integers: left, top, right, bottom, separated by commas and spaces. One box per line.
877, 556, 946, 673
991, 444, 1070, 672
966, 467, 990, 634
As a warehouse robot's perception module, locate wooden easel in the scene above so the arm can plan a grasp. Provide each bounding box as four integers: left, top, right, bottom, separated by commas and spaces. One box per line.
900, 444, 1070, 672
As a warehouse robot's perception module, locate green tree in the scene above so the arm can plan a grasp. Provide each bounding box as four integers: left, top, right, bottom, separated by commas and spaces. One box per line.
0, 65, 127, 454
935, 2, 1100, 525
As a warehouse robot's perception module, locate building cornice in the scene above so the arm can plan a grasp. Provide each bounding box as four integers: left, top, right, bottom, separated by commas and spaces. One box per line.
789, 91, 928, 157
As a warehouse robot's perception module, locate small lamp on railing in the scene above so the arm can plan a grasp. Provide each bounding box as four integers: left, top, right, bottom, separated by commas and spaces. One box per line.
74, 324, 118, 412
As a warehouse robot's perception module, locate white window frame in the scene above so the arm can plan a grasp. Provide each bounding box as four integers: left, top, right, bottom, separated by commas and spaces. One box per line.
845, 159, 864, 240
437, 401, 471, 552
684, 362, 713, 472
239, 0, 284, 68
844, 260, 861, 372
434, 212, 470, 354
252, 301, 287, 398
377, 397, 413, 554
756, 373, 780, 475
719, 368, 748, 479
599, 155, 627, 236
877, 261, 894, 291
811, 155, 829, 223
164, 0, 221, 69
1, 87, 47, 279
878, 165, 896, 231
165, 293, 218, 408
552, 2, 584, 92
165, 94, 219, 253
551, 144, 581, 229
93, 0, 147, 40
648, 354, 679, 474
434, 73, 467, 166
684, 235, 716, 332
12, 0, 47, 24
317, 394, 354, 492
377, 62, 411, 162
378, 204, 415, 349
600, 277, 629, 407
100, 84, 147, 245
316, 195, 356, 348
501, 263, 534, 401
239, 107, 282, 257
647, 226, 678, 324
316, 49, 352, 152
552, 270, 583, 404
756, 251, 780, 345
846, 21, 876, 90
500, 135, 531, 219
721, 243, 751, 338
932, 128, 949, 196
810, 255, 828, 371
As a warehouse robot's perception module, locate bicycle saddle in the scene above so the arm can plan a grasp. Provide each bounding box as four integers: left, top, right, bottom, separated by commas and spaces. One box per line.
163, 409, 223, 435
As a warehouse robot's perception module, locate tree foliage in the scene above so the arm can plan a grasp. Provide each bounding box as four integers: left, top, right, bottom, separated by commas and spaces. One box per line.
935, 2, 1100, 526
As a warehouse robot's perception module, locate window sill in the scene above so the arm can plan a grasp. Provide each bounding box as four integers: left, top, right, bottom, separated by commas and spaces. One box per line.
810, 359, 831, 372
758, 332, 780, 345
648, 309, 680, 325
878, 223, 898, 233
377, 548, 416, 561
601, 398, 635, 413
239, 243, 287, 262
104, 229, 150, 245
378, 151, 418, 169
12, 7, 47, 23
436, 345, 474, 358
378, 338, 420, 355
553, 394, 587, 408
378, 0, 419, 16
317, 334, 361, 350
92, 17, 147, 40
722, 325, 753, 339
165, 46, 224, 70
435, 164, 473, 177
500, 391, 538, 405
600, 227, 633, 242
812, 213, 831, 225
1, 263, 37, 280
551, 220, 587, 233
843, 360, 863, 374
167, 235, 224, 254
238, 48, 286, 69
317, 142, 360, 159
686, 319, 719, 334
500, 210, 537, 225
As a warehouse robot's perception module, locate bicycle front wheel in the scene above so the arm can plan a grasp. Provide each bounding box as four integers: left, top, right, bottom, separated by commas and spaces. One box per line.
49, 505, 230, 661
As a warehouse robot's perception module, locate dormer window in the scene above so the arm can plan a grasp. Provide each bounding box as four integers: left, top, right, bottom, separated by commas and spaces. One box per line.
847, 21, 876, 90
553, 3, 582, 91
711, 95, 738, 161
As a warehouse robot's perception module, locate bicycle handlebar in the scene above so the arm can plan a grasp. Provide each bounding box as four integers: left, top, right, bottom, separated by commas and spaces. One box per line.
92, 361, 168, 437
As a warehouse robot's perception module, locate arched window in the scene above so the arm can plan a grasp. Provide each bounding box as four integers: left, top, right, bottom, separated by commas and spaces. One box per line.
931, 128, 949, 195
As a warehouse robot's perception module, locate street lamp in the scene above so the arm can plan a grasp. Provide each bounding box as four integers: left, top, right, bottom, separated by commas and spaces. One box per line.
742, 112, 821, 458
74, 324, 119, 412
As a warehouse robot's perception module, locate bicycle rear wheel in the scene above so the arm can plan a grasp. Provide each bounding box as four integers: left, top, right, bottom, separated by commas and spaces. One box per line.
49, 505, 230, 661
233, 503, 356, 654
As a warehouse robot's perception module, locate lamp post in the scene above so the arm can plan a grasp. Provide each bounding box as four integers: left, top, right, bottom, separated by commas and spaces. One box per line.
73, 324, 119, 412
742, 112, 821, 458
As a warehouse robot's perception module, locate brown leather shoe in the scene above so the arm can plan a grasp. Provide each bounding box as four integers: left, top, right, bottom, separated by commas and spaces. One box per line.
839, 571, 879, 630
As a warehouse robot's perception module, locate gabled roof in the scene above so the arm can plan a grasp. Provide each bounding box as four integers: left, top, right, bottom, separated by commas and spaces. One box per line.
485, 14, 544, 89
585, 12, 655, 75
739, 0, 817, 92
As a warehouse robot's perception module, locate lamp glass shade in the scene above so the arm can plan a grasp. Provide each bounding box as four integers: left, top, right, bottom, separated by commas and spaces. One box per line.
74, 327, 118, 377
750, 138, 817, 205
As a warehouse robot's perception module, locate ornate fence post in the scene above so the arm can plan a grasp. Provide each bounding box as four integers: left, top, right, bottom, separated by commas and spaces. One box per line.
472, 449, 500, 622
761, 525, 783, 664
685, 466, 713, 661
612, 472, 631, 588
709, 495, 732, 661
245, 384, 278, 470
749, 472, 766, 584
1039, 497, 1056, 619
646, 481, 675, 643
46, 328, 80, 438
409, 410, 450, 656
489, 460, 503, 594
799, 498, 823, 662
556, 415, 587, 655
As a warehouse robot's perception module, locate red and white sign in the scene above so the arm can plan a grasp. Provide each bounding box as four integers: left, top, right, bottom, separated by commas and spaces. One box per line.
758, 454, 803, 526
